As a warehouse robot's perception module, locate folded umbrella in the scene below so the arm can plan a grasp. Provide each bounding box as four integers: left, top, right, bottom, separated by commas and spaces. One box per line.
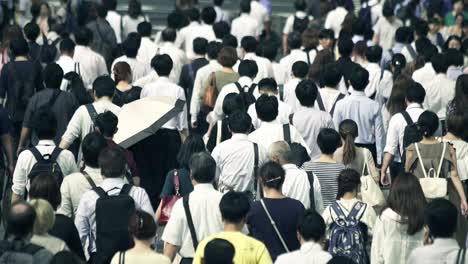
114, 96, 185, 148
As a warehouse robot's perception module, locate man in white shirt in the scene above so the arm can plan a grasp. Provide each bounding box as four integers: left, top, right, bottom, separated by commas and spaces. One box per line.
284, 61, 309, 113
364, 45, 391, 98
248, 94, 309, 152
73, 28, 108, 90
275, 210, 332, 264
214, 0, 230, 23
136, 22, 158, 65
319, 63, 346, 116
401, 21, 430, 63
157, 28, 188, 84
269, 141, 324, 212
231, 0, 260, 45
214, 60, 258, 121
247, 78, 292, 129
279, 32, 314, 83
162, 152, 224, 262
250, 0, 269, 33
59, 132, 107, 218
282, 0, 311, 54
111, 33, 151, 83
56, 38, 79, 91
292, 80, 334, 160
380, 82, 425, 184
412, 42, 437, 90
212, 112, 268, 193
103, 0, 122, 43
324, 0, 348, 38
179, 6, 217, 55
178, 8, 202, 60
372, 4, 403, 51
11, 111, 78, 203
240, 36, 273, 83
75, 147, 154, 257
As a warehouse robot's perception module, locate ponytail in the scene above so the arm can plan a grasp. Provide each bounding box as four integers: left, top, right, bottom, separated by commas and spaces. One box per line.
342, 133, 356, 165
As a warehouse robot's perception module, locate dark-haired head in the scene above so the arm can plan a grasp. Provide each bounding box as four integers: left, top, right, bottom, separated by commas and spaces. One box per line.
99, 147, 127, 178
217, 47, 238, 67
424, 198, 458, 238
298, 209, 326, 242
201, 6, 216, 25
452, 74, 468, 115
43, 63, 64, 89
288, 32, 302, 50
204, 239, 235, 264
444, 35, 462, 51
33, 111, 57, 140
228, 111, 252, 134
240, 0, 251, 13
290, 143, 311, 167
10, 37, 29, 57
220, 191, 251, 224
366, 45, 383, 63
177, 135, 205, 168
387, 173, 427, 235
93, 76, 116, 98
122, 33, 141, 58
222, 34, 238, 48
445, 48, 464, 67
29, 174, 61, 211
74, 27, 93, 46
213, 21, 230, 39
336, 169, 361, 199
430, 53, 448, 74
81, 132, 107, 168
113, 61, 132, 84
391, 53, 407, 80
317, 128, 342, 155
259, 161, 285, 190
95, 111, 118, 138
417, 111, 439, 137
50, 251, 83, 264
322, 63, 342, 88
223, 93, 245, 116
238, 60, 258, 78
339, 120, 358, 165
292, 61, 309, 79
193, 37, 208, 55
190, 152, 216, 183
258, 78, 278, 94
241, 36, 258, 53
186, 8, 200, 22
255, 95, 279, 122
137, 21, 152, 37
296, 80, 318, 107
446, 114, 467, 140
349, 65, 369, 91
338, 38, 354, 57
162, 28, 177, 43
6, 201, 36, 239
24, 22, 40, 42
128, 0, 142, 19
59, 37, 75, 55
130, 209, 156, 240
151, 54, 173, 76
405, 81, 425, 104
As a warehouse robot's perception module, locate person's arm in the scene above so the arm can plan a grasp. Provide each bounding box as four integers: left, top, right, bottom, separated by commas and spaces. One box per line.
57, 179, 73, 218
313, 175, 324, 213
61, 151, 79, 176
282, 33, 288, 55
370, 216, 385, 264
448, 145, 468, 215
1, 133, 14, 174
163, 243, 179, 262
374, 109, 384, 165
380, 152, 393, 185
190, 71, 203, 127
17, 127, 30, 155
74, 197, 91, 251
60, 107, 83, 149
257, 244, 273, 264
404, 148, 414, 172
11, 152, 29, 203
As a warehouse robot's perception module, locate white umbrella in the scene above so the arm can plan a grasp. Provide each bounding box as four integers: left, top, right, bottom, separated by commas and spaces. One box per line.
114, 96, 185, 148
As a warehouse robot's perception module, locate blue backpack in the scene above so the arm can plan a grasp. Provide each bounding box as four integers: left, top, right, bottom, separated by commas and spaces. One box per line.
328, 201, 369, 264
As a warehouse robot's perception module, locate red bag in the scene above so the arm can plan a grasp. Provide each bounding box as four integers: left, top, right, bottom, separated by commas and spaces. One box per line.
158, 170, 181, 225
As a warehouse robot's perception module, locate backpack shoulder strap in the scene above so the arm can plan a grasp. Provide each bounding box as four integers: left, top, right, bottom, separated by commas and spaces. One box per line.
283, 124, 291, 144
119, 184, 132, 196
304, 49, 311, 65
248, 83, 257, 94
183, 195, 198, 250
253, 143, 260, 197
406, 44, 417, 60
456, 248, 466, 264
49, 147, 63, 162
278, 84, 284, 101
330, 93, 345, 116
401, 110, 413, 125
82, 171, 97, 189
348, 201, 367, 221
234, 82, 242, 93
435, 142, 447, 178
316, 91, 326, 111
85, 104, 98, 123
93, 187, 108, 198
306, 171, 315, 210
330, 201, 346, 219
29, 147, 44, 162
414, 143, 428, 178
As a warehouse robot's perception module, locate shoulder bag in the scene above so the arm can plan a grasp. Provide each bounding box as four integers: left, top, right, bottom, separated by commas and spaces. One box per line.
202, 72, 218, 109
415, 143, 448, 199
158, 170, 181, 225
359, 149, 385, 207
260, 199, 290, 252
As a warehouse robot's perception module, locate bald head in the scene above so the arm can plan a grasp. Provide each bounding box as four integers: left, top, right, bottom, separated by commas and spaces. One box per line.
7, 201, 36, 238
268, 141, 293, 165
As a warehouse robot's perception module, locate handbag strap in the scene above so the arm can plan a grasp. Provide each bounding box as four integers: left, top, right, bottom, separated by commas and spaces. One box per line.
216, 120, 222, 145
118, 251, 125, 264
456, 248, 466, 264
82, 171, 97, 189
183, 195, 198, 250
173, 170, 180, 196
260, 199, 290, 252
361, 148, 369, 176
306, 171, 315, 210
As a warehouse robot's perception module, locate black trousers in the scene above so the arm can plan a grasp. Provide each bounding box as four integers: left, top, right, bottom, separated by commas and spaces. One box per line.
180, 258, 194, 264
389, 161, 404, 181
355, 143, 377, 165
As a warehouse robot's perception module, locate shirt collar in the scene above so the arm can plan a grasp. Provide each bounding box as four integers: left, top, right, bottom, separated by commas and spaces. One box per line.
282, 163, 298, 170
157, 76, 171, 83
231, 133, 249, 140
37, 140, 56, 146
238, 76, 253, 84
406, 103, 422, 110
101, 177, 125, 188
300, 241, 323, 252
350, 90, 366, 96
193, 183, 215, 191
295, 11, 307, 17
84, 166, 101, 174
432, 238, 460, 247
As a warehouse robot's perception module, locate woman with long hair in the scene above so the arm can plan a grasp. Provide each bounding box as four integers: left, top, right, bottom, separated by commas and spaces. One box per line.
334, 120, 379, 182
308, 49, 335, 87
447, 74, 468, 115
382, 74, 413, 131
371, 173, 427, 263
0, 25, 23, 72
122, 0, 147, 39
112, 61, 142, 107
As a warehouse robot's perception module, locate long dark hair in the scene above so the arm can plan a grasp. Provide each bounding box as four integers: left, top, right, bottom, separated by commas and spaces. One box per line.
176, 134, 205, 168
387, 173, 426, 235
451, 74, 468, 115
391, 53, 407, 81
339, 119, 358, 165
386, 74, 412, 116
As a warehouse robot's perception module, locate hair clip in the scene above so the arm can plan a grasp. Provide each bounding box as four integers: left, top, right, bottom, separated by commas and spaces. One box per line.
266, 176, 282, 183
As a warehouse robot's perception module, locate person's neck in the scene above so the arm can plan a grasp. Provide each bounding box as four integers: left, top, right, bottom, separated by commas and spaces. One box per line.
342, 192, 356, 200
132, 239, 153, 251
444, 132, 460, 141
324, 86, 337, 90
315, 154, 336, 163
421, 136, 438, 144
263, 187, 285, 199
15, 56, 28, 61
224, 222, 243, 232
221, 67, 234, 73
116, 81, 132, 91
95, 96, 112, 103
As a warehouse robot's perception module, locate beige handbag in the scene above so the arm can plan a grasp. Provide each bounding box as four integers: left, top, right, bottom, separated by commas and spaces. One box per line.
360, 149, 386, 206
415, 143, 447, 199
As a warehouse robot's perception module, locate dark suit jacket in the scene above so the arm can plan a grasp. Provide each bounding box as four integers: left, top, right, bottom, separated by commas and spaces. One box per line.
179, 57, 209, 105
336, 56, 359, 88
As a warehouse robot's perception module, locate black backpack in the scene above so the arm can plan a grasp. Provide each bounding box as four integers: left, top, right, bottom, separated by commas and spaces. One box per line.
0, 240, 44, 264
28, 147, 64, 187
293, 15, 309, 33
39, 34, 58, 65
401, 111, 423, 163
93, 184, 135, 263
9, 63, 35, 122
357, 5, 373, 38
234, 82, 257, 107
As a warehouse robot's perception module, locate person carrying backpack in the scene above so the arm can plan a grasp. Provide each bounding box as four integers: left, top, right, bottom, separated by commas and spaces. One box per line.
282, 0, 310, 54
75, 147, 154, 263
11, 111, 78, 204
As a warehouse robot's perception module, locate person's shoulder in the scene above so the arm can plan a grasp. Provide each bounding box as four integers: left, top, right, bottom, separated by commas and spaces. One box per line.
33, 247, 54, 262
57, 148, 76, 160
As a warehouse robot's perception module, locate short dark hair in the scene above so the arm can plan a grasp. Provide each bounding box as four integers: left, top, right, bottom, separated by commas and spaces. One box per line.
261, 43, 278, 61
222, 34, 238, 48
219, 191, 251, 223
193, 37, 208, 55
162, 28, 177, 42
207, 41, 223, 60
74, 27, 93, 46
187, 8, 200, 22
59, 37, 75, 53
228, 111, 252, 133
366, 45, 383, 63
201, 6, 216, 24
240, 0, 251, 13
405, 81, 426, 104
337, 169, 361, 198
241, 36, 257, 53
129, 210, 157, 240
103, 0, 117, 10
128, 0, 142, 19
204, 239, 235, 264
425, 198, 458, 238
382, 2, 394, 17
29, 174, 61, 210
445, 48, 464, 66
177, 134, 205, 168
288, 32, 302, 50
82, 132, 108, 168
414, 19, 429, 37
338, 38, 354, 57
349, 65, 369, 91
97, 4, 108, 18
322, 63, 342, 87
395, 27, 412, 43
292, 61, 309, 78
33, 111, 57, 139
93, 76, 116, 98
217, 47, 237, 67
431, 53, 448, 73
10, 37, 29, 57
6, 201, 36, 238
213, 21, 230, 39
255, 95, 279, 122
417, 111, 439, 137
294, 0, 307, 11
259, 161, 285, 190
190, 152, 216, 183
319, 29, 334, 40
167, 11, 182, 28
99, 147, 127, 178
290, 143, 311, 167
317, 128, 342, 154
43, 63, 64, 89
223, 93, 245, 116
238, 60, 258, 78
152, 54, 173, 76
24, 22, 40, 41
122, 33, 141, 58
297, 209, 326, 242
296, 80, 318, 107
95, 111, 118, 137
258, 78, 278, 93
137, 21, 152, 37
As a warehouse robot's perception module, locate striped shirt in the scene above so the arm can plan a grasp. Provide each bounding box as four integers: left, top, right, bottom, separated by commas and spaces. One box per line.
301, 161, 345, 208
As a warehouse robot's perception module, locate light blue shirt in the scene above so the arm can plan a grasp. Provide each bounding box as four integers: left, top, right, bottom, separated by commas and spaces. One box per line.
333, 90, 384, 163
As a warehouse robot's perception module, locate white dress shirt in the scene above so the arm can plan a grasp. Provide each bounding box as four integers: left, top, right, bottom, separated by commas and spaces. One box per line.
384, 103, 424, 161
423, 73, 455, 119
272, 62, 286, 85
370, 208, 424, 264
282, 12, 313, 35
250, 0, 269, 32
231, 14, 260, 45
106, 11, 122, 43
243, 52, 273, 83
75, 177, 154, 254
292, 106, 335, 160
248, 120, 310, 153
58, 166, 103, 218
162, 184, 224, 258
190, 60, 223, 123
213, 76, 256, 121
324, 7, 348, 38
56, 55, 78, 91
275, 241, 332, 264
121, 15, 146, 39
134, 70, 159, 88
214, 6, 230, 23
333, 90, 384, 163
412, 62, 435, 90
12, 140, 78, 197
180, 22, 216, 60
319, 87, 347, 113
73, 45, 108, 89
157, 42, 188, 83
282, 164, 324, 212
407, 238, 462, 264
212, 134, 268, 192
136, 37, 158, 65
279, 49, 316, 83
141, 77, 188, 131
372, 17, 403, 50
111, 55, 151, 83
247, 97, 292, 129
364, 62, 387, 98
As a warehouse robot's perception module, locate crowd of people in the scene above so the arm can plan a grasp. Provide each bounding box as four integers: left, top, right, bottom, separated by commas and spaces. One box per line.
0, 0, 467, 263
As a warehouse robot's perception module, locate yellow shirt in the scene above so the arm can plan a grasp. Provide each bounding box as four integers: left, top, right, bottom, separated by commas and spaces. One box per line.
193, 231, 272, 264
